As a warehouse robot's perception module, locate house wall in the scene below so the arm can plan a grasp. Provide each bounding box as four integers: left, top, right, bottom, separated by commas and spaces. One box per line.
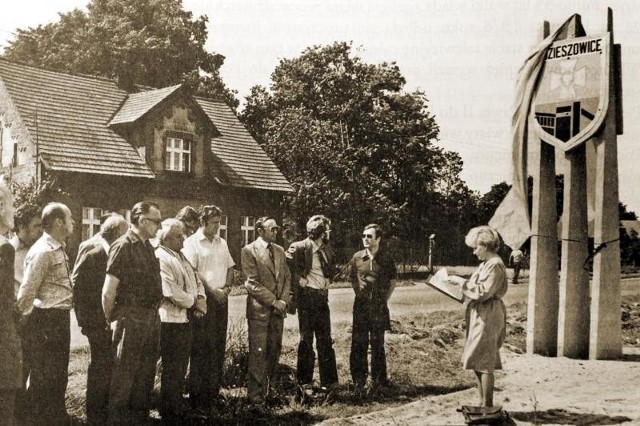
0, 82, 38, 184
55, 172, 285, 263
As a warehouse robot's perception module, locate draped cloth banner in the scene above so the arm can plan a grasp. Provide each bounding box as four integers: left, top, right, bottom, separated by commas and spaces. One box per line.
489, 15, 579, 250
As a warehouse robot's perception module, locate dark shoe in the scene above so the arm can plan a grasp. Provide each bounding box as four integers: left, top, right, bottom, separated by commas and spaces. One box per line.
295, 383, 315, 405
352, 382, 366, 399
372, 379, 397, 397
247, 402, 268, 417
320, 382, 340, 403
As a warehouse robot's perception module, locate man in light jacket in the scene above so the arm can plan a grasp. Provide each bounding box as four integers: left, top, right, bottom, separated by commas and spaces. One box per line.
156, 219, 206, 421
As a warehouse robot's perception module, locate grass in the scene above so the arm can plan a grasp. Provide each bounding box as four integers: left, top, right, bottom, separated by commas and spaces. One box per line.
62, 295, 640, 424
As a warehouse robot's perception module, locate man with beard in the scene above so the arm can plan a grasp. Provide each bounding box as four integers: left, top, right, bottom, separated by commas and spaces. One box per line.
286, 215, 338, 399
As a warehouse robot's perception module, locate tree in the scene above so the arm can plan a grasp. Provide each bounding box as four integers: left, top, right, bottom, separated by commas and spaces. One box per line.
3, 0, 237, 108
240, 42, 474, 258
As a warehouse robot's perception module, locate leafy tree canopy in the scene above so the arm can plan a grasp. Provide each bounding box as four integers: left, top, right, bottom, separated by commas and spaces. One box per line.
3, 0, 237, 108
241, 41, 475, 252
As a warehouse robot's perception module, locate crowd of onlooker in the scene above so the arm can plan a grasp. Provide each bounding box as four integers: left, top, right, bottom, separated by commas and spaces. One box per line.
0, 175, 510, 425
0, 180, 399, 425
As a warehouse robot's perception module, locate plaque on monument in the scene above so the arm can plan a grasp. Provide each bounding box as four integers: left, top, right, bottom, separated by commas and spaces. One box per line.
532, 33, 610, 152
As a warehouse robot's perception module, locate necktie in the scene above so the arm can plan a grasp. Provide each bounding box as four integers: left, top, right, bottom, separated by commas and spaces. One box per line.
267, 243, 275, 265
318, 249, 331, 278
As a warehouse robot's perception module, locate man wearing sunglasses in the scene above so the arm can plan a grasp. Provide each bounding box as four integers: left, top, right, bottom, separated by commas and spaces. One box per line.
286, 215, 338, 400
241, 216, 292, 408
102, 201, 163, 424
349, 223, 396, 396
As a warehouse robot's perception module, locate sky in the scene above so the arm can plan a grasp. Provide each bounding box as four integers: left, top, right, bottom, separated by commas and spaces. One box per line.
1, 0, 639, 211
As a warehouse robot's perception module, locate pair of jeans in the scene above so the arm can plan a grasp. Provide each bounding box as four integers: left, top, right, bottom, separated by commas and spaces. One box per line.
296, 287, 338, 386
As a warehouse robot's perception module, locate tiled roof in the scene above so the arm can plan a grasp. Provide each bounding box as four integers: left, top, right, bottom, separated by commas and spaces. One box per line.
0, 59, 292, 191
0, 59, 155, 178
197, 98, 293, 193
109, 84, 182, 126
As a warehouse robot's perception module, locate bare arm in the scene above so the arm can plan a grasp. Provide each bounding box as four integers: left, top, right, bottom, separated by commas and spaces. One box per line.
102, 273, 120, 322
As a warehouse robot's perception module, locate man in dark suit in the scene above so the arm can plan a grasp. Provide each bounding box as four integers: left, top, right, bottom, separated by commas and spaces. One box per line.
72, 215, 128, 425
286, 215, 338, 397
71, 212, 124, 284
241, 216, 292, 406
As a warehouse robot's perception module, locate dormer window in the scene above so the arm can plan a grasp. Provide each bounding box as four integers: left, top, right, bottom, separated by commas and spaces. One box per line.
165, 136, 192, 173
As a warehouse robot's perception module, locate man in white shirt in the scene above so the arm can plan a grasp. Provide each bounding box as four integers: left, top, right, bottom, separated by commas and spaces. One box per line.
182, 205, 235, 412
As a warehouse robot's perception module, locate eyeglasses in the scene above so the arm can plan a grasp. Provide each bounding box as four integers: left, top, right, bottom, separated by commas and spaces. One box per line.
362, 233, 374, 239
142, 217, 161, 226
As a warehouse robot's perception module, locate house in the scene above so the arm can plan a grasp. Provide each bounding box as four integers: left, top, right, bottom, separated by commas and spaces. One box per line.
0, 58, 292, 260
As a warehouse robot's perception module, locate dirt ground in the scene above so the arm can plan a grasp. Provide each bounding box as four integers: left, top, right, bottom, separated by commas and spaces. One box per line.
321, 297, 640, 426
321, 349, 640, 425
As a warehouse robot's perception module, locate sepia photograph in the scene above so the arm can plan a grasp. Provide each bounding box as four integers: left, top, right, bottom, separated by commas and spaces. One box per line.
1, 0, 639, 424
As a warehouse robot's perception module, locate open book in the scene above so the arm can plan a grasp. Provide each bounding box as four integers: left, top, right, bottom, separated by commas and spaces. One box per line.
427, 268, 464, 303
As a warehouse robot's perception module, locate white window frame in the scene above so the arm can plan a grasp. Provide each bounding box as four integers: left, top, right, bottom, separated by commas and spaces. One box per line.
82, 207, 103, 241
165, 137, 192, 173
241, 216, 255, 247
218, 215, 228, 240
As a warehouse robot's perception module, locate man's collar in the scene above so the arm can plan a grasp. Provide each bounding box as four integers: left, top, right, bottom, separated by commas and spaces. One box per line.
158, 244, 180, 258
197, 227, 219, 243
10, 235, 26, 250
360, 247, 380, 259
43, 231, 64, 249
310, 238, 322, 252
256, 236, 269, 249
127, 228, 145, 243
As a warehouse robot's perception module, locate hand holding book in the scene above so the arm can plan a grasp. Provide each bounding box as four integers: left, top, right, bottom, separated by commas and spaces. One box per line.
427, 268, 465, 303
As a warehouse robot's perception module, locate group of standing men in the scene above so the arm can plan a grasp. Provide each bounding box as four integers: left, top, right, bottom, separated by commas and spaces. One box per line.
0, 187, 397, 424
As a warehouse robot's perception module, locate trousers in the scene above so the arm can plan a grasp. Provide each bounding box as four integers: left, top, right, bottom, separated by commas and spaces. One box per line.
26, 308, 70, 425
160, 322, 192, 418
107, 307, 160, 425
247, 314, 283, 403
85, 326, 113, 425
296, 287, 338, 386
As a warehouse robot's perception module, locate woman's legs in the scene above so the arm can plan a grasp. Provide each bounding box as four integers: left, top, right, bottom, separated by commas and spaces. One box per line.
474, 370, 494, 407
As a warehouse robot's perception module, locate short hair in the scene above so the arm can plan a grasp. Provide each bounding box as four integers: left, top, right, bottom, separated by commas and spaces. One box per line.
364, 223, 383, 239
99, 211, 120, 226
199, 205, 223, 226
41, 202, 69, 230
13, 203, 41, 232
255, 216, 275, 232
306, 215, 330, 239
465, 225, 501, 252
157, 218, 184, 244
101, 214, 128, 242
130, 201, 160, 226
176, 206, 200, 224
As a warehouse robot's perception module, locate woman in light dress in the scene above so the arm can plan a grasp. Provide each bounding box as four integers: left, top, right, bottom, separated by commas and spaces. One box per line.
449, 225, 508, 408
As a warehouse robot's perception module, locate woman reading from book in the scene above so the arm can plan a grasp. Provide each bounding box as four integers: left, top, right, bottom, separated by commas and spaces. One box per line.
448, 225, 508, 408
